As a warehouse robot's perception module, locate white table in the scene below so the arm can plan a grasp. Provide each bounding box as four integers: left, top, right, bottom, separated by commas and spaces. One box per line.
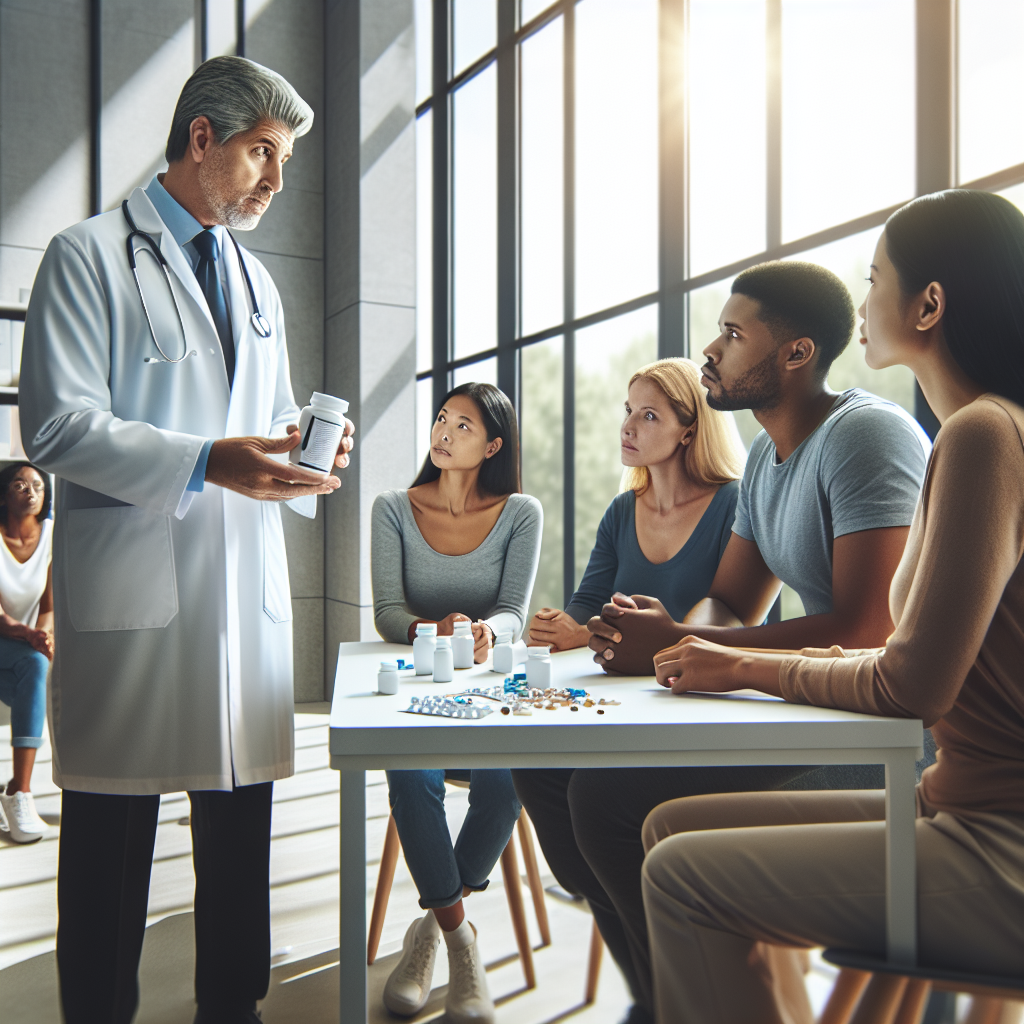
329, 642, 923, 1024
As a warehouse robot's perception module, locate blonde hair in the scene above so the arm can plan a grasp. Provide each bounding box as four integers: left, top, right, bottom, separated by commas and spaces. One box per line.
620, 358, 745, 495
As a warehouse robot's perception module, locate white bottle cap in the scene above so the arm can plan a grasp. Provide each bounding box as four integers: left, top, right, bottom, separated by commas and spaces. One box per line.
309, 392, 349, 416
528, 646, 551, 658
496, 631, 512, 644
435, 636, 452, 649
453, 620, 473, 635
416, 622, 438, 635
380, 661, 398, 671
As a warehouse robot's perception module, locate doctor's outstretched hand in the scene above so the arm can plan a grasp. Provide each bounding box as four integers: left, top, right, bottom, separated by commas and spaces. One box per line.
206, 427, 343, 501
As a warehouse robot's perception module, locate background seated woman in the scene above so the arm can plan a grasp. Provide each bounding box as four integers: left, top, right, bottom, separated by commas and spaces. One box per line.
0, 463, 54, 844
371, 382, 542, 1024
528, 357, 745, 652
642, 189, 1024, 1024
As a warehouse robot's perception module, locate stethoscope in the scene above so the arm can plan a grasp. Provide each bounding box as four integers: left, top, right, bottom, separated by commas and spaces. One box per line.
122, 200, 272, 365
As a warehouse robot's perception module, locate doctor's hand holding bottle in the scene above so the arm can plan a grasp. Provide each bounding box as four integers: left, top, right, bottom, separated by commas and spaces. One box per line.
205, 418, 355, 501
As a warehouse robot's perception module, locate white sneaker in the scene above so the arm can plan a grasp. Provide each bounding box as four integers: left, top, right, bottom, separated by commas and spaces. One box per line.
0, 791, 46, 844
383, 914, 441, 1016
444, 921, 494, 1024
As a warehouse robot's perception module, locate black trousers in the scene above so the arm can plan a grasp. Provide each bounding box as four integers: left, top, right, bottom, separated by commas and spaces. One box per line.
56, 782, 274, 1024
512, 766, 816, 1014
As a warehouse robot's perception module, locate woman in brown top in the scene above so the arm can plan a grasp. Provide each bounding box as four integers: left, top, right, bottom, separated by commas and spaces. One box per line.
638, 190, 1024, 1024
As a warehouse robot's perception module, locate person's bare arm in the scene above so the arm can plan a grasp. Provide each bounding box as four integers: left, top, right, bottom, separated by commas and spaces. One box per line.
529, 608, 590, 652
685, 535, 782, 627
589, 527, 908, 673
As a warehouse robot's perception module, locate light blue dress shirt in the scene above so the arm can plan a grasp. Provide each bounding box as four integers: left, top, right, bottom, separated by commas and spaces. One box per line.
145, 175, 215, 491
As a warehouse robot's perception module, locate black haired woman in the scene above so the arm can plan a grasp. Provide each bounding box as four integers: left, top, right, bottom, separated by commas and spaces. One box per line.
371, 383, 542, 1024
0, 463, 53, 844
640, 189, 1024, 1023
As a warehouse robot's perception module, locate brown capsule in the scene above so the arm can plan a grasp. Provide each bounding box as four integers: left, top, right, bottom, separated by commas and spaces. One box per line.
570, 705, 579, 712
597, 709, 604, 715
501, 706, 510, 715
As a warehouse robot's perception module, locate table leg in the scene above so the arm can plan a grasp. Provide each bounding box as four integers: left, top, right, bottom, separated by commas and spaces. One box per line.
884, 751, 918, 965
340, 769, 367, 1024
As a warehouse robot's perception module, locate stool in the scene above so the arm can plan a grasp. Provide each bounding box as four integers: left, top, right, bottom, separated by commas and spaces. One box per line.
366, 792, 552, 989
819, 949, 1024, 1024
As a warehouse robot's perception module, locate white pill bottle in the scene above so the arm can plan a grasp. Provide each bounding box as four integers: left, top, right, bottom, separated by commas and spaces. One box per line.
413, 623, 437, 675
452, 621, 474, 669
433, 636, 454, 683
289, 393, 349, 473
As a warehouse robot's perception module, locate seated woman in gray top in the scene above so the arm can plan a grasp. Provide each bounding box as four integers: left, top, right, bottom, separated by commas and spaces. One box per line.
371, 382, 541, 1024
528, 357, 745, 652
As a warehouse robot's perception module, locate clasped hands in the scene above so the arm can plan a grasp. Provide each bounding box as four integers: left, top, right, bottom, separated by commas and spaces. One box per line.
206, 418, 356, 501
587, 592, 746, 693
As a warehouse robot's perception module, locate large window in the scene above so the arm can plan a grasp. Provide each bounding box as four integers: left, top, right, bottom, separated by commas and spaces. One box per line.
415, 0, 1024, 616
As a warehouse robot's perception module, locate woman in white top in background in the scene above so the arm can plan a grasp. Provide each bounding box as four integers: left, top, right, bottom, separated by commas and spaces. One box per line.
0, 463, 53, 843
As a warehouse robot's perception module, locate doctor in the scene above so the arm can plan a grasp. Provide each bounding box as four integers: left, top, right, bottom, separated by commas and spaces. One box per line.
19, 57, 352, 1024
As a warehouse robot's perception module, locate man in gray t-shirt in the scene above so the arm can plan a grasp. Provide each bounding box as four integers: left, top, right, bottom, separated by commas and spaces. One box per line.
734, 388, 929, 617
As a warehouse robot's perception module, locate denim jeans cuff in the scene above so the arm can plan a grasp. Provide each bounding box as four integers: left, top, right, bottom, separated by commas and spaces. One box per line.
12, 736, 44, 749
418, 878, 489, 910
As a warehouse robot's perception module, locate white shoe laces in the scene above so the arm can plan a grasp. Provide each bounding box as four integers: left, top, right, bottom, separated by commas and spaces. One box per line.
448, 944, 484, 1001
395, 928, 439, 988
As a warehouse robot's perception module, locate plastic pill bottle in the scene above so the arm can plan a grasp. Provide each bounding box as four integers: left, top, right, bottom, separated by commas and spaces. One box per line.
491, 631, 514, 674
413, 623, 437, 675
526, 646, 551, 689
377, 660, 399, 695
289, 392, 349, 473
433, 636, 454, 683
452, 620, 474, 669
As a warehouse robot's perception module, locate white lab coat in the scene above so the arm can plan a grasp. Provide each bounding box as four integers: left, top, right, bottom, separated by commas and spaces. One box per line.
19, 187, 300, 794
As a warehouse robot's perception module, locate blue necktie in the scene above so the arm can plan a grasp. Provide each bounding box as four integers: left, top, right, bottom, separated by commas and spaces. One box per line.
192, 229, 235, 386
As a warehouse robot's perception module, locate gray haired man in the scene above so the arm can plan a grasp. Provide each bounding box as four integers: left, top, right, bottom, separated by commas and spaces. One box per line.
20, 57, 353, 1024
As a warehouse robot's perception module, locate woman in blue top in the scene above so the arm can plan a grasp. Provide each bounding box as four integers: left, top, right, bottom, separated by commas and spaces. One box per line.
528, 357, 745, 652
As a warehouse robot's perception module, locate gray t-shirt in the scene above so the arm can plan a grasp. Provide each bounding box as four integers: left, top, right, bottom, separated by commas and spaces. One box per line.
371, 489, 543, 644
733, 389, 931, 615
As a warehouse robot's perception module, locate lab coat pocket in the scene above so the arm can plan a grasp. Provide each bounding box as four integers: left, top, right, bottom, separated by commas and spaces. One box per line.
65, 507, 179, 631
262, 503, 292, 623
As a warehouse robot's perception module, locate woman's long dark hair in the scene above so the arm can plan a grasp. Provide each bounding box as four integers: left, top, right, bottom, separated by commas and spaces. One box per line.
412, 382, 521, 496
884, 189, 1024, 407
0, 462, 53, 523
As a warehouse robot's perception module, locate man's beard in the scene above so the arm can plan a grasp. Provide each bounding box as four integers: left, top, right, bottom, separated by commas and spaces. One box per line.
704, 349, 783, 412
197, 153, 271, 230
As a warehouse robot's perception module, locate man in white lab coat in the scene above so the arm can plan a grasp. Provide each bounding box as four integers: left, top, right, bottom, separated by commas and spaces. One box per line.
19, 57, 352, 1024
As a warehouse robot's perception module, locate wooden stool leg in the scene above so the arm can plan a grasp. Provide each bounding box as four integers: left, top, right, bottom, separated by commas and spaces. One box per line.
893, 979, 933, 1024
819, 968, 872, 1024
516, 812, 552, 947
367, 814, 400, 966
850, 975, 909, 1024
584, 918, 603, 1005
965, 998, 1006, 1024
500, 836, 536, 989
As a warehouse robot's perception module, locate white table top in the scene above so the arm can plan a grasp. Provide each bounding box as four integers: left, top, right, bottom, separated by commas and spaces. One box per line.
329, 642, 922, 770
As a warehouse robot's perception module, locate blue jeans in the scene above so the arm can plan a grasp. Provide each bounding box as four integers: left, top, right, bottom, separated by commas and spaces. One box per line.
0, 635, 48, 749
386, 769, 522, 909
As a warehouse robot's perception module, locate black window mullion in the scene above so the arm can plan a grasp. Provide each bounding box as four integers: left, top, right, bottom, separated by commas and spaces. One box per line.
432, 0, 452, 415
562, 0, 576, 607
497, 0, 519, 406
658, 0, 687, 358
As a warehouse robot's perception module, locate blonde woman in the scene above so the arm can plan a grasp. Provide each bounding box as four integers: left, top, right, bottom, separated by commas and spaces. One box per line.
528, 357, 745, 653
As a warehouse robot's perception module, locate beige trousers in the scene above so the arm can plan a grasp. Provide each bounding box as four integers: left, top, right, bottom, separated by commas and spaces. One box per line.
640, 790, 1024, 1024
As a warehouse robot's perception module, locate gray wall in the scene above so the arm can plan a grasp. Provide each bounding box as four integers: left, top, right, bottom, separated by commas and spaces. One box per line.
0, 0, 415, 700
324, 0, 416, 695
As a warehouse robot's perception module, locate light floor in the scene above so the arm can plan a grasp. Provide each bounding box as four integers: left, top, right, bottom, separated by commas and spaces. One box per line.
0, 708, 962, 1024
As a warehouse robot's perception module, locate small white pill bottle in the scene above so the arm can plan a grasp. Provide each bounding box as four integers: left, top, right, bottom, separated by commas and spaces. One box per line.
289, 393, 350, 473
526, 646, 552, 689
413, 622, 437, 675
433, 636, 454, 683
491, 631, 514, 674
377, 660, 400, 695
452, 620, 474, 669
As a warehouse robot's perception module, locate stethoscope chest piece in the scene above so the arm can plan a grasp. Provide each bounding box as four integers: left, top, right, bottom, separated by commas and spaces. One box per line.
251, 312, 272, 339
